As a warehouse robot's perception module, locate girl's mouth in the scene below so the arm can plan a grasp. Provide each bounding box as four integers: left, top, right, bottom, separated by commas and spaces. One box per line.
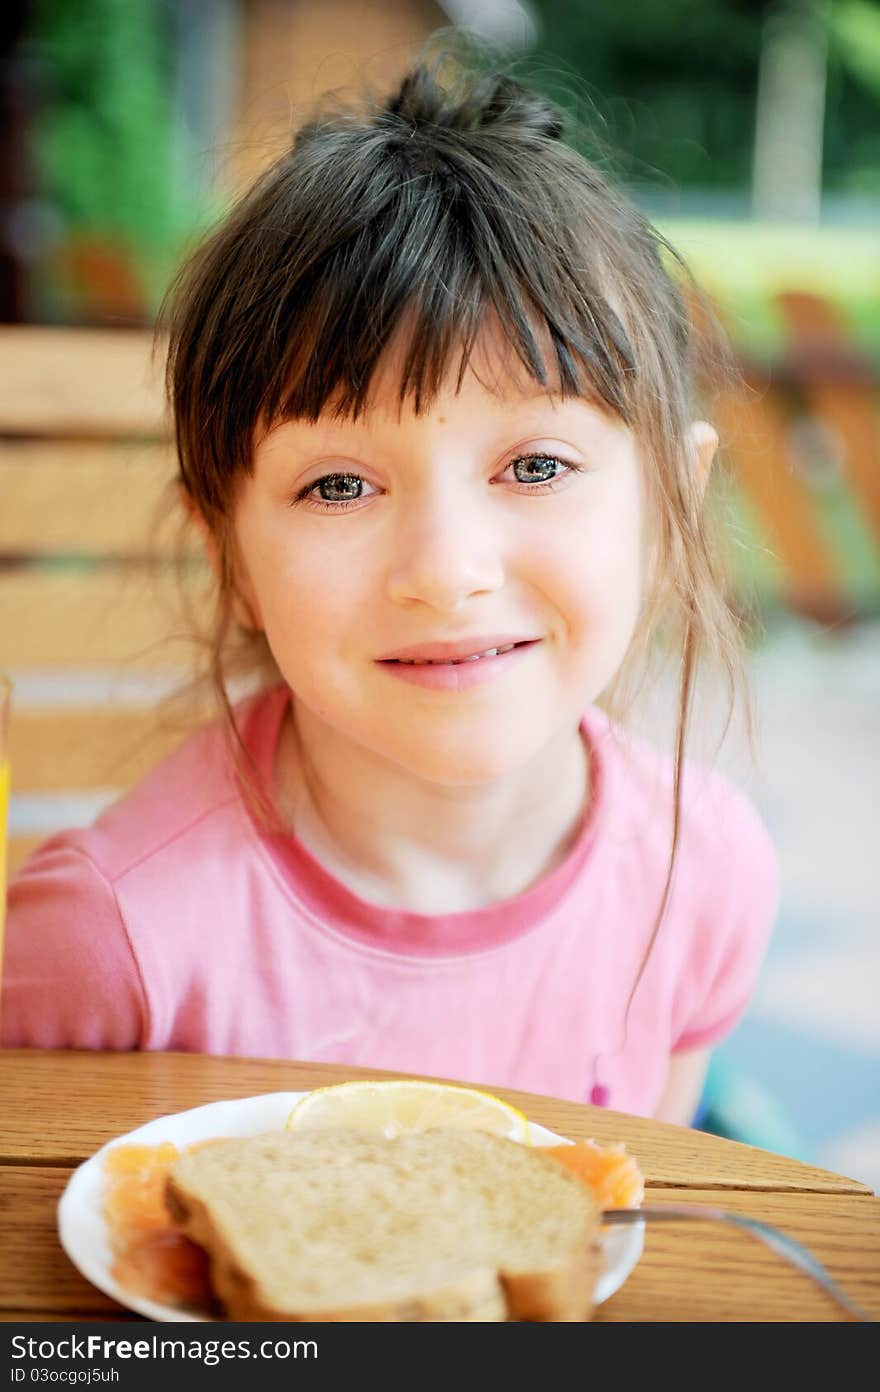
377, 639, 538, 691
395, 643, 518, 666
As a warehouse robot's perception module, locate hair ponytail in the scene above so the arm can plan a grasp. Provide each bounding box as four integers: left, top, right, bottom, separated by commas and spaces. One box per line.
382, 65, 566, 142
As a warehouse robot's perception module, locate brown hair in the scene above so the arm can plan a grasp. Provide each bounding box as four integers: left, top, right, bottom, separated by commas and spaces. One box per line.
161, 59, 746, 1026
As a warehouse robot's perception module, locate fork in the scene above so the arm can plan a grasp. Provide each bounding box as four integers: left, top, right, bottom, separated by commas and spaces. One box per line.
603, 1204, 875, 1322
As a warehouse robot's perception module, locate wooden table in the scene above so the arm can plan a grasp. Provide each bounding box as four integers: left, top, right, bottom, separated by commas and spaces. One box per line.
1, 1050, 877, 1323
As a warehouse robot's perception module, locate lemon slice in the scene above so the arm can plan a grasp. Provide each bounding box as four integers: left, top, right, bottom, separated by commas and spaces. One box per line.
285, 1079, 531, 1143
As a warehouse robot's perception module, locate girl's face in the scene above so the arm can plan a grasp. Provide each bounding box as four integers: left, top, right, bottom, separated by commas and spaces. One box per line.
232, 329, 646, 785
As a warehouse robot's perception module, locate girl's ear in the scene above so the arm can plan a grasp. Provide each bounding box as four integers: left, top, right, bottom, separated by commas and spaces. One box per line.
177, 483, 264, 632
689, 420, 718, 499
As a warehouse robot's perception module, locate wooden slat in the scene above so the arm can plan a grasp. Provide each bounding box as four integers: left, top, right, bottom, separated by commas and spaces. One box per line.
713, 373, 843, 612
0, 440, 188, 557
8, 707, 194, 793
775, 291, 880, 545
688, 286, 848, 615
0, 327, 167, 437
0, 566, 212, 667
8, 835, 48, 879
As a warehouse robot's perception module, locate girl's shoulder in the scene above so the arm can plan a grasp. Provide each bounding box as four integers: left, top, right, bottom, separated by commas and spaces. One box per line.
32, 685, 287, 889
586, 706, 778, 879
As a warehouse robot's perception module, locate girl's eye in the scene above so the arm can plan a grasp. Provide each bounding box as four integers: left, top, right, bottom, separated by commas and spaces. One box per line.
295, 455, 579, 509
297, 473, 375, 508
504, 453, 577, 487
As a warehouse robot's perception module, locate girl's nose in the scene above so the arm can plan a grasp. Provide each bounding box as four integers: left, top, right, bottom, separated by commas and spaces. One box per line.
385, 492, 505, 612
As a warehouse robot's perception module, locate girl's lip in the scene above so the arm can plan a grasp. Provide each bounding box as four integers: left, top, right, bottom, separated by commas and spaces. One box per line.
378, 636, 539, 663
377, 640, 538, 691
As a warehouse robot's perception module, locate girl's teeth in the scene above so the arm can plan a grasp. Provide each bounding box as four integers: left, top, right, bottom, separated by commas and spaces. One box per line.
400, 644, 517, 666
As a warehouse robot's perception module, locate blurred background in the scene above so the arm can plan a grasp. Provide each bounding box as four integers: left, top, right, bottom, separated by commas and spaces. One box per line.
0, 1, 877, 1184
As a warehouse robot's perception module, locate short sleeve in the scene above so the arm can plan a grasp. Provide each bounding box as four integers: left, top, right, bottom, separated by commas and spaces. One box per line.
1, 836, 149, 1049
673, 786, 781, 1052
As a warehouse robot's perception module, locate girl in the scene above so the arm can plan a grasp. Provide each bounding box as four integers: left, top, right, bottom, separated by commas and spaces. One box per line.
2, 62, 778, 1126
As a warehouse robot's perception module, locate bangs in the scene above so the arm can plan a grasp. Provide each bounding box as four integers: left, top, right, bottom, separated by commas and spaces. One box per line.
257, 141, 637, 425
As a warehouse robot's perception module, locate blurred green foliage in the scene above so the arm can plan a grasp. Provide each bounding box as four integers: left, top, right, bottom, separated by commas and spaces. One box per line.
525, 0, 880, 195
826, 0, 880, 193
26, 0, 204, 317
523, 0, 764, 189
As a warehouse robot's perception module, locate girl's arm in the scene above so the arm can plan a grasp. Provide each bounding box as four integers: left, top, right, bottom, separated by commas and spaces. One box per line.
653, 1047, 711, 1128
1, 836, 148, 1049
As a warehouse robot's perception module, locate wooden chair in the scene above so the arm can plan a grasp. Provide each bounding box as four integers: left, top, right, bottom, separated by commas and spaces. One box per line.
708, 291, 880, 621
774, 290, 880, 545
0, 327, 204, 878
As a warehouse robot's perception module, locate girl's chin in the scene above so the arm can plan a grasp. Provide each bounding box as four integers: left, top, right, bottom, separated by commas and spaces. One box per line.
382, 735, 557, 788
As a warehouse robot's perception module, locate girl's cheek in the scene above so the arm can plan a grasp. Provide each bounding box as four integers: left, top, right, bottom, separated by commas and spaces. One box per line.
543, 517, 641, 589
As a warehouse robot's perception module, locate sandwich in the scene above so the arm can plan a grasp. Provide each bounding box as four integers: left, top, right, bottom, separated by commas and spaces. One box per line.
164, 1127, 602, 1321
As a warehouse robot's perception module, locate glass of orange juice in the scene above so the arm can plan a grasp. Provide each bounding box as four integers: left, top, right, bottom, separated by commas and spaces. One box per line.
0, 673, 10, 1007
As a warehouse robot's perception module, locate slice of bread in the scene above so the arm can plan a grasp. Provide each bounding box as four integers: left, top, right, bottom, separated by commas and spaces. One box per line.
164, 1128, 601, 1321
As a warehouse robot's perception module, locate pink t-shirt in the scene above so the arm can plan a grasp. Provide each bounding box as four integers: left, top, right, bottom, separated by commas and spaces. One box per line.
2, 686, 778, 1116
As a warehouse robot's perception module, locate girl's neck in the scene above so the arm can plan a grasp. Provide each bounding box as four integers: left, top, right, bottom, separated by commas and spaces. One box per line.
273, 703, 590, 915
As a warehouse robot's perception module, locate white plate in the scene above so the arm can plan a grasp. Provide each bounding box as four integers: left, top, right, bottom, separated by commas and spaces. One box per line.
58, 1092, 644, 1322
